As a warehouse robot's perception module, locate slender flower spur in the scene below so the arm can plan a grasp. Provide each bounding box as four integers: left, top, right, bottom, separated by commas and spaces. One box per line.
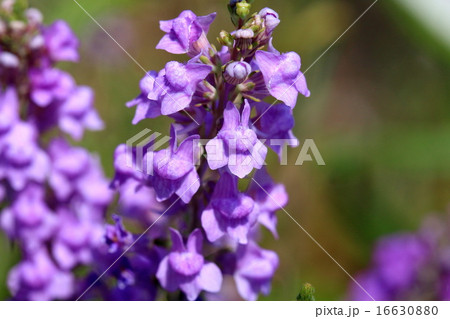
0, 1, 111, 300
111, 0, 309, 300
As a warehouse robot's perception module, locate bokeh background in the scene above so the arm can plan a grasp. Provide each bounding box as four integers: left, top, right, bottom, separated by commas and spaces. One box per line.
1, 0, 450, 300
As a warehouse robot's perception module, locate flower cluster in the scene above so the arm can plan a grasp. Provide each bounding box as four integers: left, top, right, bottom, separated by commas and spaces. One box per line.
0, 1, 110, 300
106, 1, 309, 300
349, 210, 450, 301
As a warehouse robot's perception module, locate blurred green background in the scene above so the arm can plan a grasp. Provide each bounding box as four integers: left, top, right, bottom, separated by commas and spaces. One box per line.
1, 0, 450, 300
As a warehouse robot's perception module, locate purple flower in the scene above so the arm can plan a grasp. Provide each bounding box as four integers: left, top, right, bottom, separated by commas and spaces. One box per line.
42, 20, 79, 62
252, 101, 298, 159
0, 122, 49, 191
201, 172, 257, 244
150, 125, 201, 204
52, 209, 103, 270
247, 168, 288, 238
234, 242, 279, 300
255, 50, 310, 107
104, 215, 133, 254
0, 185, 57, 250
7, 249, 75, 301
156, 228, 223, 300
149, 61, 212, 115
206, 101, 267, 178
29, 68, 75, 107
126, 71, 161, 124
349, 271, 391, 301
0, 87, 19, 134
156, 10, 216, 57
259, 8, 280, 35
58, 86, 104, 140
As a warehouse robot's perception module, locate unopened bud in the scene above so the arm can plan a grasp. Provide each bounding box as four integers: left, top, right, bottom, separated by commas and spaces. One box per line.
28, 34, 44, 50
25, 8, 43, 26
10, 20, 26, 34
0, 52, 19, 68
218, 30, 234, 47
236, 1, 251, 20
296, 283, 315, 301
224, 61, 252, 85
259, 8, 280, 35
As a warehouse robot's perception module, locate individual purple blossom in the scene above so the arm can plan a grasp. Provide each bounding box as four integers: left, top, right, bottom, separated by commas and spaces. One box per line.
149, 61, 212, 115
126, 71, 161, 124
7, 248, 75, 301
52, 209, 104, 270
254, 50, 310, 107
0, 122, 49, 191
0, 86, 19, 134
201, 172, 257, 244
206, 100, 267, 178
42, 20, 79, 62
233, 241, 279, 301
149, 125, 201, 204
259, 8, 280, 36
252, 101, 298, 159
156, 10, 216, 57
156, 228, 223, 300
57, 86, 104, 140
247, 168, 288, 238
29, 68, 75, 107
104, 215, 133, 254
0, 185, 57, 251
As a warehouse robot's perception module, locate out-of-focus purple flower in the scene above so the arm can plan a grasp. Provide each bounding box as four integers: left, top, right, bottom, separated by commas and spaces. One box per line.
0, 87, 19, 134
253, 101, 298, 159
349, 271, 391, 301
52, 209, 103, 270
233, 242, 279, 301
58, 86, 104, 140
48, 138, 111, 207
156, 228, 223, 300
42, 20, 79, 62
0, 185, 57, 250
156, 10, 216, 57
126, 71, 161, 124
29, 68, 75, 107
373, 234, 430, 290
150, 125, 201, 204
104, 215, 133, 254
206, 101, 267, 178
255, 50, 310, 107
149, 61, 212, 115
247, 168, 288, 238
7, 248, 75, 301
201, 172, 256, 244
0, 122, 49, 191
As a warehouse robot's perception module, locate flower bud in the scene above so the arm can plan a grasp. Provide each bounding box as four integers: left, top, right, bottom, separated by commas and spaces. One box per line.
0, 51, 19, 68
218, 30, 234, 47
224, 61, 251, 85
25, 8, 43, 27
234, 28, 254, 51
236, 1, 251, 20
28, 34, 44, 50
259, 8, 280, 35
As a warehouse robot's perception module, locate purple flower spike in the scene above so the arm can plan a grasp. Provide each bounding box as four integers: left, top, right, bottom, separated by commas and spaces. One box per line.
126, 71, 162, 124
255, 50, 310, 107
156, 10, 216, 57
150, 61, 212, 115
0, 87, 19, 134
201, 172, 257, 244
150, 125, 201, 203
42, 20, 79, 62
206, 101, 267, 178
156, 228, 223, 300
248, 168, 288, 238
234, 242, 279, 301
